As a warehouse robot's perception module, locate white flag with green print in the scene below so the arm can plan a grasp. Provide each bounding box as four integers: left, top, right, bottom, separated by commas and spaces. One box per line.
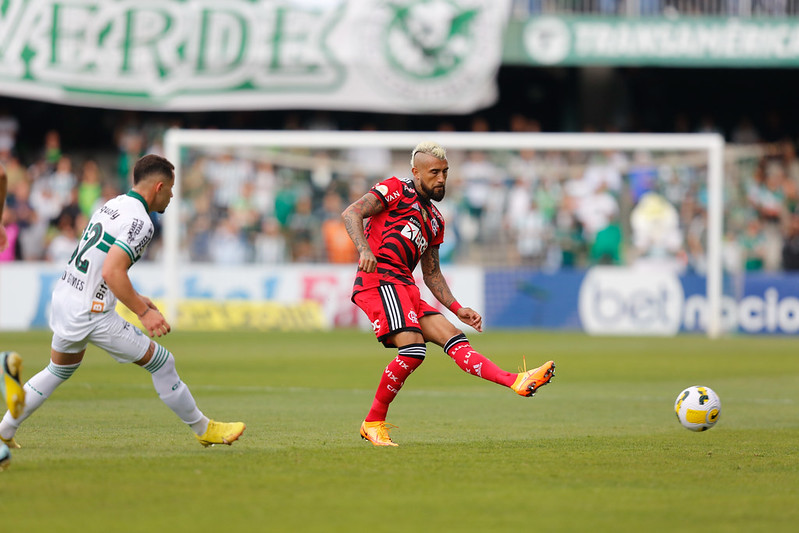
0, 0, 511, 113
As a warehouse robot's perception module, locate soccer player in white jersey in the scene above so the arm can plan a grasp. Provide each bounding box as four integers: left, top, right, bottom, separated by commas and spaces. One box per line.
0, 155, 245, 450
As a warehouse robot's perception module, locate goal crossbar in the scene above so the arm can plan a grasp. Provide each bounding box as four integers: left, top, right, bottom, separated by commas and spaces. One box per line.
163, 129, 725, 338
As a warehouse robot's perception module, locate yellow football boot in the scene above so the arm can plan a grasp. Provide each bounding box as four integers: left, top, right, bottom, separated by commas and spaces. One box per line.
195, 420, 246, 447
1, 351, 25, 419
360, 420, 399, 447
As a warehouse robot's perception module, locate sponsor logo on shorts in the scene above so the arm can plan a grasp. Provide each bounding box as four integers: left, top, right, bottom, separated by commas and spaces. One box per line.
371, 319, 380, 332
91, 301, 105, 313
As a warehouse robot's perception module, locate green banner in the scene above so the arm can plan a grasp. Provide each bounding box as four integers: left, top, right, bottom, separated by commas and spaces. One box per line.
504, 16, 799, 67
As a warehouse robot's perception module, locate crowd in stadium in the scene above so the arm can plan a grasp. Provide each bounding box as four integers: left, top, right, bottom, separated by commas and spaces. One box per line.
2, 105, 799, 275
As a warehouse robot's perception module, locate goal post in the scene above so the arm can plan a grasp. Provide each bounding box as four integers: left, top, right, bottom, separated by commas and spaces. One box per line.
163, 129, 725, 338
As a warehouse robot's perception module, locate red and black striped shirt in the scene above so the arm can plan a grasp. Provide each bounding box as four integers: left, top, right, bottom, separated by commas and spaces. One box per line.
352, 176, 445, 295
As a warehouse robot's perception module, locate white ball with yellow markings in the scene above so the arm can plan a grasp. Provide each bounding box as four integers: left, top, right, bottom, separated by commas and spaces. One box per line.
675, 386, 721, 431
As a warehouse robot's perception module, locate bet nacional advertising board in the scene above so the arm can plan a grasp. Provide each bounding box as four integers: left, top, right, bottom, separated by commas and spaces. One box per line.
484, 266, 799, 335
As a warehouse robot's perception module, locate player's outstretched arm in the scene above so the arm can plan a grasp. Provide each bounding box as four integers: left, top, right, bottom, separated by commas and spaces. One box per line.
342, 191, 384, 273
421, 246, 483, 332
103, 246, 171, 337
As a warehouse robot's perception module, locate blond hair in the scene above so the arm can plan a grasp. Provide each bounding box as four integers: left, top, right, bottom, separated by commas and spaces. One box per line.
410, 141, 446, 168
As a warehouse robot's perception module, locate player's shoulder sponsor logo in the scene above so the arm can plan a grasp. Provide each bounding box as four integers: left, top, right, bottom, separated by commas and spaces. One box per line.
375, 183, 402, 203
127, 218, 145, 243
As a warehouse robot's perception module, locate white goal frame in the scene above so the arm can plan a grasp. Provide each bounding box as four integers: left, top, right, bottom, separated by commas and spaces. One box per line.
164, 129, 725, 338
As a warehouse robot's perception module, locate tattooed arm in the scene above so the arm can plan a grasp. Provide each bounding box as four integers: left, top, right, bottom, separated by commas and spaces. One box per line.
341, 192, 385, 273
421, 245, 483, 332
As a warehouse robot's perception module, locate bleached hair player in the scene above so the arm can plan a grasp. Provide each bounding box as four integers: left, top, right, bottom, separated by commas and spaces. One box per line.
0, 155, 245, 450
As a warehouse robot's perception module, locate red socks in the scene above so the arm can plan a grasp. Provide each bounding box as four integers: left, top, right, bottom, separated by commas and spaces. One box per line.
365, 344, 426, 422
365, 336, 515, 421
444, 333, 515, 387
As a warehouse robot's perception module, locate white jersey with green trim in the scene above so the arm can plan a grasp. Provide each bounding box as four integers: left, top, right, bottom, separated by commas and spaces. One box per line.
50, 190, 154, 339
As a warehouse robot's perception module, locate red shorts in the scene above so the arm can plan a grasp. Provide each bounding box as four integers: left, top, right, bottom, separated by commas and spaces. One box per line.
353, 284, 440, 347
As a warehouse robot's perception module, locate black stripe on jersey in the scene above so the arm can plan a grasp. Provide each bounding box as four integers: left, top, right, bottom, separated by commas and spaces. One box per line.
379, 285, 403, 331
383, 239, 417, 266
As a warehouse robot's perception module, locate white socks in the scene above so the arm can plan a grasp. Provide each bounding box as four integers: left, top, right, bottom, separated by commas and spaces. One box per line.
0, 361, 79, 440
143, 344, 209, 435
0, 346, 210, 441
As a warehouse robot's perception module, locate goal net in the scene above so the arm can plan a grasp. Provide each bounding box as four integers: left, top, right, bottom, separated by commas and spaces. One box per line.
162, 130, 725, 337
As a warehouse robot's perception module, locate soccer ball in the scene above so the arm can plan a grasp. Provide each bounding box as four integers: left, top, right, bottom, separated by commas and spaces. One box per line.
0, 442, 10, 471
674, 386, 721, 431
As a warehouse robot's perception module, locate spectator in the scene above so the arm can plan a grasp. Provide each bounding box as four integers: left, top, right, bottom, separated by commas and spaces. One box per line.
0, 205, 19, 261
0, 108, 19, 157
41, 129, 62, 170
208, 215, 249, 265
515, 197, 549, 266
254, 217, 288, 264
781, 213, 799, 271
630, 192, 684, 273
77, 159, 103, 219
46, 155, 77, 207
116, 129, 145, 188
46, 211, 79, 264
740, 217, 768, 271
287, 194, 319, 262
460, 150, 501, 242
203, 151, 255, 210
320, 192, 357, 263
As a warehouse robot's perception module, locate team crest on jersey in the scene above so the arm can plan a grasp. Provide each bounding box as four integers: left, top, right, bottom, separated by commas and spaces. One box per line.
431, 217, 439, 236
407, 310, 419, 324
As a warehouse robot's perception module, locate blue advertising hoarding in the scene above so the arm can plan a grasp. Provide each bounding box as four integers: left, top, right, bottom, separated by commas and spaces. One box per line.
485, 267, 799, 335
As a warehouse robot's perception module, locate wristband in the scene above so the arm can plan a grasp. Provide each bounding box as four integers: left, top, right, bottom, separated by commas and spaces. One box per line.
448, 300, 462, 314
138, 308, 151, 318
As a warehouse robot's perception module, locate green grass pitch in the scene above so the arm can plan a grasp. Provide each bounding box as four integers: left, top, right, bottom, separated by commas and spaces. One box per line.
1, 329, 798, 532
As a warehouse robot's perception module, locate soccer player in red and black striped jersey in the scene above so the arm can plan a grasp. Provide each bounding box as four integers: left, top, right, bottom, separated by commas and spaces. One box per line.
342, 141, 556, 446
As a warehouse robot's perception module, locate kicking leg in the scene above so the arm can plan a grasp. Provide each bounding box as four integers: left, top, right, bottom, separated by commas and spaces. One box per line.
420, 314, 555, 396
